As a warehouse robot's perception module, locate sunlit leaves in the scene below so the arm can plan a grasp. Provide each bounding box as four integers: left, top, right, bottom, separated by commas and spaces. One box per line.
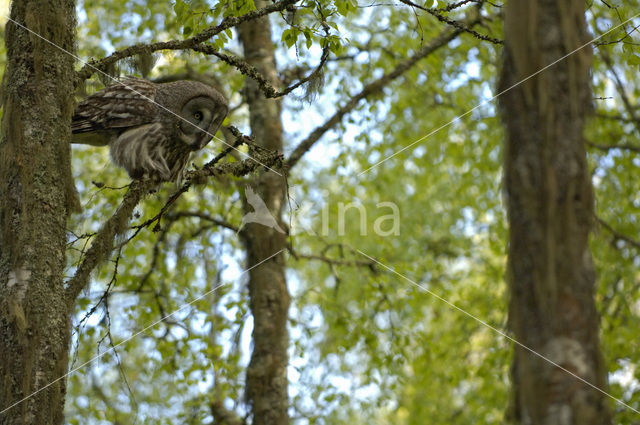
335, 0, 357, 17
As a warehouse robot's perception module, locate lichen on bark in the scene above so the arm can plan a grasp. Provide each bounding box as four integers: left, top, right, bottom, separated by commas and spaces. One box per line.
0, 0, 78, 423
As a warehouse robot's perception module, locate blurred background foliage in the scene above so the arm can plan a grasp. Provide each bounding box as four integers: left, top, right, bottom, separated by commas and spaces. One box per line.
1, 0, 639, 423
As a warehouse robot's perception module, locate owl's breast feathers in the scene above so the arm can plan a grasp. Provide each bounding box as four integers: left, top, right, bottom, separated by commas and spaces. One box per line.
109, 122, 191, 182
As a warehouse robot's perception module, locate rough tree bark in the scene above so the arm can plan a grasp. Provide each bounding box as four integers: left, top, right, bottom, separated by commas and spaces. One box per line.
237, 2, 290, 424
0, 0, 78, 424
499, 0, 611, 424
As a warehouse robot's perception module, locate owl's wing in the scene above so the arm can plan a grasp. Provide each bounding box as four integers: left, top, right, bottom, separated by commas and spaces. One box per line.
71, 77, 158, 134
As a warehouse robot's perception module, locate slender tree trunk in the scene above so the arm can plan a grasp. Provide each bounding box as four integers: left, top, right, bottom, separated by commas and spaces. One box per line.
238, 3, 290, 424
499, 1, 611, 423
0, 0, 77, 424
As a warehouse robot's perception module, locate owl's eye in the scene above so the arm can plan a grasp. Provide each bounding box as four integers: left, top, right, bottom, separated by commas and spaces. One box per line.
193, 111, 203, 121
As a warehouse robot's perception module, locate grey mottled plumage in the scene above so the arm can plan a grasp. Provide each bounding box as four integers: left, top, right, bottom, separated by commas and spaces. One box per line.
72, 77, 228, 182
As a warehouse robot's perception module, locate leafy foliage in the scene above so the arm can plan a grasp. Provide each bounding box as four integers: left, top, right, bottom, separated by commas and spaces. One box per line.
0, 0, 638, 423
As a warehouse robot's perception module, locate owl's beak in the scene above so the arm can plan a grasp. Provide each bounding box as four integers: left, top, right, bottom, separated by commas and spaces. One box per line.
198, 134, 213, 149
200, 115, 224, 148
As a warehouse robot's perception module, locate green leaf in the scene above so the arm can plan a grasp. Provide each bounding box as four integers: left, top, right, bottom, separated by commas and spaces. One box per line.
304, 30, 313, 49
174, 0, 187, 21
626, 53, 640, 66
281, 28, 298, 48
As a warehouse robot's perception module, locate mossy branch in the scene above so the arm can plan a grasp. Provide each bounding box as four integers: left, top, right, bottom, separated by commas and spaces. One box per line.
75, 0, 299, 82
65, 178, 155, 309
397, 0, 502, 44
192, 44, 330, 99
65, 127, 284, 307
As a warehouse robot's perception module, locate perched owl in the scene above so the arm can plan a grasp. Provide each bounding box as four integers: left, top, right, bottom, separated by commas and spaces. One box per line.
71, 77, 228, 182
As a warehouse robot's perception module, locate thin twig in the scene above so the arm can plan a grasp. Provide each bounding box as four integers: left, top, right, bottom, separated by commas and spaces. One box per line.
193, 44, 330, 98
587, 141, 640, 154
397, 0, 502, 44
76, 0, 300, 82
597, 216, 640, 250
287, 24, 466, 167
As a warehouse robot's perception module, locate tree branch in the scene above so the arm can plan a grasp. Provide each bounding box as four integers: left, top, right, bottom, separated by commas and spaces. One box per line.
166, 211, 239, 233
290, 252, 377, 269
597, 216, 640, 251
587, 141, 640, 154
65, 177, 156, 309
397, 0, 502, 44
595, 112, 640, 124
287, 24, 464, 168
76, 0, 299, 82
65, 129, 284, 306
191, 44, 329, 98
437, 0, 482, 12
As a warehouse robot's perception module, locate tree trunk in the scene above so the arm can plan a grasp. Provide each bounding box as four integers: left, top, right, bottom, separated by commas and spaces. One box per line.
499, 1, 611, 424
237, 3, 290, 424
0, 0, 77, 424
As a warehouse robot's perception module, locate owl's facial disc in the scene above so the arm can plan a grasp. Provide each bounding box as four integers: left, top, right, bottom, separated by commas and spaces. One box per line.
179, 97, 220, 150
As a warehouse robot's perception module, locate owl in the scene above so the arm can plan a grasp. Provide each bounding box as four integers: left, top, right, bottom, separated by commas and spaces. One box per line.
72, 77, 228, 182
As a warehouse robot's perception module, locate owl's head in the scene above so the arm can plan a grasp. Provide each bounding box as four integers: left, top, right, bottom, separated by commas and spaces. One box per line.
161, 81, 229, 150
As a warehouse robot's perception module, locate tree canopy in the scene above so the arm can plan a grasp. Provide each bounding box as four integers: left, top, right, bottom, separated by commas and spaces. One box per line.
0, 0, 639, 424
